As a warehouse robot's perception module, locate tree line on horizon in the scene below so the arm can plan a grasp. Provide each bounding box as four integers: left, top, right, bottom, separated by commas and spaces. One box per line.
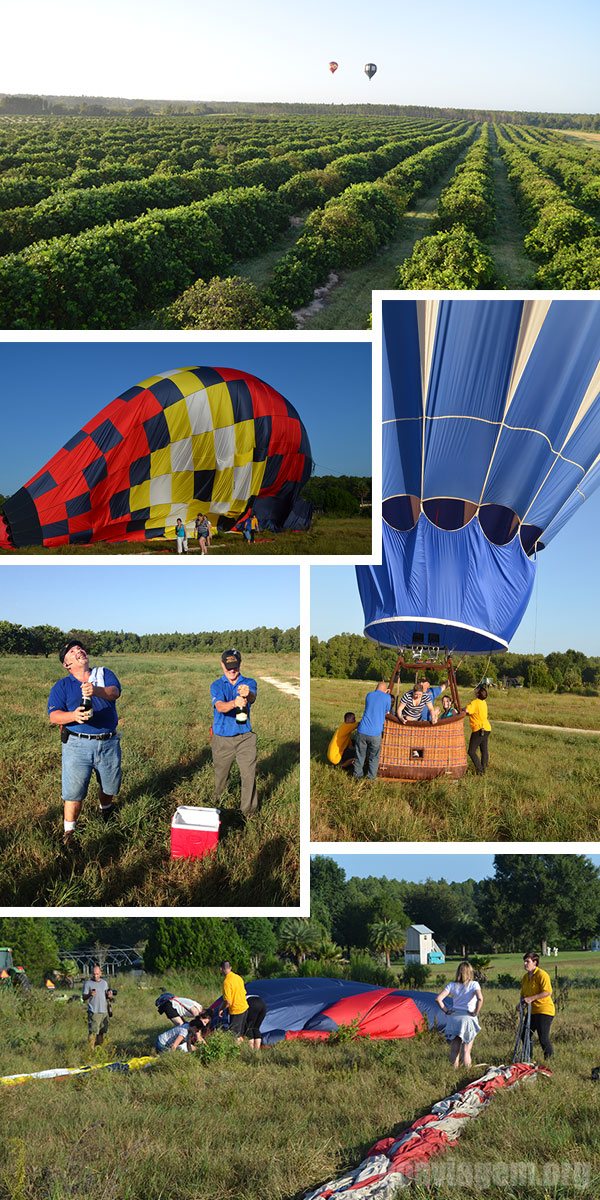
0, 621, 299, 658
1, 96, 598, 129
311, 633, 600, 694
2, 855, 598, 986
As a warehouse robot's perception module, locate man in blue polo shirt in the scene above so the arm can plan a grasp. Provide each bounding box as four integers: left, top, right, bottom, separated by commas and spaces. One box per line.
210, 649, 258, 816
48, 640, 122, 847
353, 681, 392, 780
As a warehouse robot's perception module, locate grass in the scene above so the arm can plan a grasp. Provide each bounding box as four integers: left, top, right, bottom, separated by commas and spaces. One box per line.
0, 517, 372, 557
393, 950, 600, 985
0, 972, 598, 1200
488, 128, 536, 288
230, 221, 304, 287
0, 653, 300, 907
311, 679, 600, 842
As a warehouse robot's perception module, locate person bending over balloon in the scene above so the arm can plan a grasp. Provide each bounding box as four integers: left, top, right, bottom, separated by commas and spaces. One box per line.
436, 961, 483, 1068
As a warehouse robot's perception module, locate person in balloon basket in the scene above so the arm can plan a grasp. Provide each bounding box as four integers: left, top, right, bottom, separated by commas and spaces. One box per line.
210, 649, 258, 816
353, 682, 392, 780
397, 682, 438, 724
48, 640, 122, 847
465, 686, 491, 775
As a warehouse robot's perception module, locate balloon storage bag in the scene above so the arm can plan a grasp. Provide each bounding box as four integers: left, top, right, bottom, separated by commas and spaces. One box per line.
170, 806, 220, 859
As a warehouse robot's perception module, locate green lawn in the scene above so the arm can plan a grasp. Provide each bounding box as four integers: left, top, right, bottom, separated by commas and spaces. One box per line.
0, 516, 372, 557
0, 653, 300, 907
1, 972, 598, 1200
311, 679, 600, 842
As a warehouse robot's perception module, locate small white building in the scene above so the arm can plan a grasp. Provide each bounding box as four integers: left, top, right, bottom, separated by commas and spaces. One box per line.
404, 924, 445, 965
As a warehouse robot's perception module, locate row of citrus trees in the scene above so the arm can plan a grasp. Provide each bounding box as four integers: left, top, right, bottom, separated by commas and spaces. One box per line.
0, 120, 457, 253
0, 113, 446, 207
0, 121, 467, 328
496, 125, 600, 287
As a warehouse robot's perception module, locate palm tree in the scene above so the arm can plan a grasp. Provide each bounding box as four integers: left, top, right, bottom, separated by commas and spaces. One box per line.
277, 919, 320, 966
369, 918, 405, 969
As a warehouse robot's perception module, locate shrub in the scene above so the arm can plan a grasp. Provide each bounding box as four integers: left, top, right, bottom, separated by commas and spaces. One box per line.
166, 274, 293, 329
400, 963, 431, 988
349, 952, 396, 988
397, 224, 495, 289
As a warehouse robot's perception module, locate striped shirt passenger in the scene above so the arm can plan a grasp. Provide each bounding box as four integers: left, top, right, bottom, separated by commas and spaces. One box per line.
399, 689, 427, 721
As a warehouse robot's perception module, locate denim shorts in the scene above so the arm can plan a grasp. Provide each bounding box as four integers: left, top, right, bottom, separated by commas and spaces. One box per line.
61, 733, 122, 802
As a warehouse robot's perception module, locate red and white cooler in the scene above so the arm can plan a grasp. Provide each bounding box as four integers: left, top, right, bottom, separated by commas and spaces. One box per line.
170, 806, 220, 860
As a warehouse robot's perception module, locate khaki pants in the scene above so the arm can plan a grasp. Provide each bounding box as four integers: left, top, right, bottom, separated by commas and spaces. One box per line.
212, 732, 258, 815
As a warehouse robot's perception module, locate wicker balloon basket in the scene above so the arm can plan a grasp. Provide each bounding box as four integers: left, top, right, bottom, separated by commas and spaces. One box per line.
378, 712, 467, 781
376, 653, 468, 781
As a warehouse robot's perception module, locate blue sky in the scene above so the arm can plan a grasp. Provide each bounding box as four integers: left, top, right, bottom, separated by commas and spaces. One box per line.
0, 565, 299, 633
316, 853, 600, 885
4, 0, 599, 112
0, 342, 371, 495
311, 478, 600, 656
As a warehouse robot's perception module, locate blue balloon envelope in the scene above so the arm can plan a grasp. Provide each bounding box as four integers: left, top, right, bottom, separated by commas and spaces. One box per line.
358, 298, 600, 654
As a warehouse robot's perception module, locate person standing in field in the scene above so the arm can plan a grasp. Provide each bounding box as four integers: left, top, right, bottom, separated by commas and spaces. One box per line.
353, 682, 392, 780
218, 961, 249, 1039
465, 686, 491, 775
210, 648, 258, 817
175, 517, 188, 554
48, 640, 122, 846
436, 961, 483, 1069
194, 513, 210, 555
519, 951, 555, 1059
82, 963, 114, 1049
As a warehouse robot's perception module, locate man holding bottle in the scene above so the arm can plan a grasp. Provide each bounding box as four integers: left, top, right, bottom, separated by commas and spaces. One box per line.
210, 648, 258, 817
48, 640, 122, 846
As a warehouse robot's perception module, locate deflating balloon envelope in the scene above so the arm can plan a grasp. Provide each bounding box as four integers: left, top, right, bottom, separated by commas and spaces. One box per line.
0, 366, 313, 548
357, 298, 600, 654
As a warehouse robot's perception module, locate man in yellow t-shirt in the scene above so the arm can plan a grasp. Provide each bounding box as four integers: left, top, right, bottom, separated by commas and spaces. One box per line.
327, 712, 358, 768
520, 951, 555, 1058
465, 686, 492, 776
219, 961, 249, 1039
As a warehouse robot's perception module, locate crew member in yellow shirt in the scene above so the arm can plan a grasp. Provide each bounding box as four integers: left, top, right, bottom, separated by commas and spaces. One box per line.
465, 686, 492, 775
519, 950, 555, 1058
327, 711, 358, 768
219, 960, 249, 1039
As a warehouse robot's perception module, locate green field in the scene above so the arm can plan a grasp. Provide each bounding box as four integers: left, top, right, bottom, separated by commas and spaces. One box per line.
1, 970, 598, 1200
0, 653, 299, 906
0, 517, 372, 557
311, 679, 600, 842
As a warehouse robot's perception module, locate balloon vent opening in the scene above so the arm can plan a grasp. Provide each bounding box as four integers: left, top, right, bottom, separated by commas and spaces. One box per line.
382, 495, 420, 530
478, 504, 520, 545
423, 497, 477, 531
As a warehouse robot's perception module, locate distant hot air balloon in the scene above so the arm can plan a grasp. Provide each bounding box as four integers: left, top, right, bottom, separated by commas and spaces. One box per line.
364, 62, 377, 80
328, 61, 338, 74
358, 298, 600, 656
0, 367, 313, 549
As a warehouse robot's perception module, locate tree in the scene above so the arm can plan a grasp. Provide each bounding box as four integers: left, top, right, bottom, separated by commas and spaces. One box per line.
310, 856, 347, 934
144, 919, 250, 975
277, 918, 321, 965
233, 919, 277, 969
369, 918, 405, 968
0, 918, 59, 981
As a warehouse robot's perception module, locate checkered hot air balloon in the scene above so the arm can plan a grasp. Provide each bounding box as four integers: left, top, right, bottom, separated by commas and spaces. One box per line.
0, 367, 313, 548
357, 298, 600, 654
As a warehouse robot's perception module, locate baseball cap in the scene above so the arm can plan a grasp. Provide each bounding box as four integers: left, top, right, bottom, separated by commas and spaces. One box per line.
59, 639, 87, 664
221, 649, 241, 669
